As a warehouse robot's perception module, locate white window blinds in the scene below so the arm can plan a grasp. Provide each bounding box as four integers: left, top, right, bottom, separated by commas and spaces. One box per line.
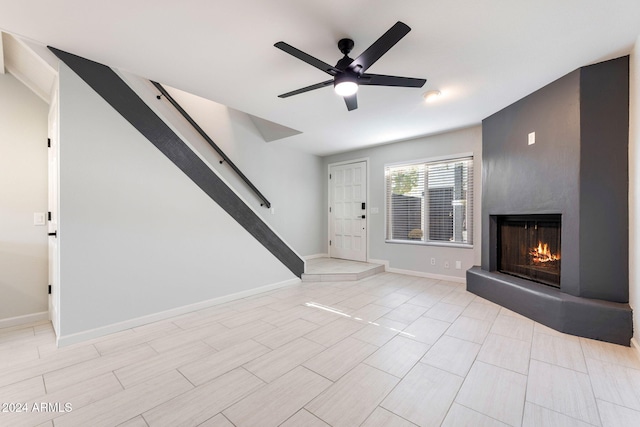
385, 156, 473, 245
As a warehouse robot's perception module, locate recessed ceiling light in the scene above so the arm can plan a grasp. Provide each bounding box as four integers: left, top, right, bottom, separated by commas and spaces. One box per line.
422, 90, 442, 102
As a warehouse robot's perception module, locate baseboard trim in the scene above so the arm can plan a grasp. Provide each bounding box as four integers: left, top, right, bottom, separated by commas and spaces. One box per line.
0, 311, 49, 329
56, 277, 301, 347
368, 258, 465, 283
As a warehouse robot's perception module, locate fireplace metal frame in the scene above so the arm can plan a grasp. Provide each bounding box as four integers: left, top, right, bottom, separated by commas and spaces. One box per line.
494, 214, 561, 288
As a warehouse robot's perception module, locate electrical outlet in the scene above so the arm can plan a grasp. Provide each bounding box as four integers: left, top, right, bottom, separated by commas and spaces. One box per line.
444, 261, 450, 269
455, 261, 462, 270
430, 258, 436, 266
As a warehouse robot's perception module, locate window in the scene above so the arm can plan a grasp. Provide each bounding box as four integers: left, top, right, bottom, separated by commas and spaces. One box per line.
385, 156, 473, 246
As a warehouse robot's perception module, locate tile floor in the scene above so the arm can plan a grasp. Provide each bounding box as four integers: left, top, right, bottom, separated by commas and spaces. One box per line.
1, 271, 640, 426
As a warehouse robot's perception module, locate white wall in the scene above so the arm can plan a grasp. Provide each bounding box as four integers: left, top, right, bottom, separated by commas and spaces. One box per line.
120, 73, 325, 257
0, 72, 49, 322
630, 36, 640, 346
323, 126, 482, 279
57, 63, 296, 340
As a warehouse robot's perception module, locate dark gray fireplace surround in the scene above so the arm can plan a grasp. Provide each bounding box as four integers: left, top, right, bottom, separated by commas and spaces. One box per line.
467, 56, 632, 345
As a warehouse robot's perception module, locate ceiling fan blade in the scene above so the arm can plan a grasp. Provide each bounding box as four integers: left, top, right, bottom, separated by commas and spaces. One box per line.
275, 42, 340, 76
344, 94, 358, 111
278, 80, 334, 98
349, 21, 411, 73
360, 73, 426, 88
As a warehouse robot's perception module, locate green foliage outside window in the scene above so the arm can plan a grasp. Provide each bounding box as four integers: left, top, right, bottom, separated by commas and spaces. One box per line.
391, 169, 418, 195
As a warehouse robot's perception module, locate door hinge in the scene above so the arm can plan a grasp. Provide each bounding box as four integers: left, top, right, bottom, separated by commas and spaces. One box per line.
48, 211, 52, 221
329, 207, 332, 213
329, 240, 332, 246
329, 173, 332, 179
48, 285, 51, 295
47, 138, 51, 148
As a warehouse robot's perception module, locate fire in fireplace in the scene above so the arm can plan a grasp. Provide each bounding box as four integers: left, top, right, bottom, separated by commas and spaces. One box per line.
530, 242, 560, 263
497, 215, 561, 287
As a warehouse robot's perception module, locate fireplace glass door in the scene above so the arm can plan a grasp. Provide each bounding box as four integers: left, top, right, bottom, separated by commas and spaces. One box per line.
498, 215, 561, 287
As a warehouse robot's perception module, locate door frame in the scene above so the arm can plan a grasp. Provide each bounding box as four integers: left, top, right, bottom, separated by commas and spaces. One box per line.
327, 158, 370, 261
48, 84, 60, 337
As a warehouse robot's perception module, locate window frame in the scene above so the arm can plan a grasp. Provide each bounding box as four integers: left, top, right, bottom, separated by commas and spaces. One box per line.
384, 153, 474, 249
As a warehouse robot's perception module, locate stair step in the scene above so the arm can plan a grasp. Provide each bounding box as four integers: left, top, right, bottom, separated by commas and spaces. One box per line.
301, 262, 384, 282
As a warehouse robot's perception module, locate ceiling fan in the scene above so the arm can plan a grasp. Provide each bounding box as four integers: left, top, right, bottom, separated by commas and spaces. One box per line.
274, 21, 426, 111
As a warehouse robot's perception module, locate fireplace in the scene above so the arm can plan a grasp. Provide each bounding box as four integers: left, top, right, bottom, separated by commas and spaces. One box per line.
497, 215, 561, 287
467, 56, 631, 345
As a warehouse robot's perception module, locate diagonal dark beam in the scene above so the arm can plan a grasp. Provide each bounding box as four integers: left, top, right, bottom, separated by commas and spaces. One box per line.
49, 47, 304, 278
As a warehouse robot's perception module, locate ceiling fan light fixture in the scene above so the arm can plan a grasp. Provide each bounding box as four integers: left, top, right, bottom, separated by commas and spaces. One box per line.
334, 80, 358, 97
275, 21, 426, 110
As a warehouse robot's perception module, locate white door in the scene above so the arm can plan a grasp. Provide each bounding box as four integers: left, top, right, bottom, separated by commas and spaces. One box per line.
329, 161, 367, 262
48, 88, 60, 336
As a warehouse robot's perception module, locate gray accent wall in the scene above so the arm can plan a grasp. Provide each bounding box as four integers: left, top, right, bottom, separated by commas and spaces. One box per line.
481, 68, 582, 295
0, 73, 49, 322
481, 56, 629, 303
57, 62, 295, 337
579, 58, 629, 300
630, 35, 640, 346
323, 126, 482, 278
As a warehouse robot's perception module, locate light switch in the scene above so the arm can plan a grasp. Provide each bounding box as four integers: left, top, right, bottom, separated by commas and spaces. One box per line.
528, 132, 536, 145
34, 212, 46, 226
371, 207, 379, 214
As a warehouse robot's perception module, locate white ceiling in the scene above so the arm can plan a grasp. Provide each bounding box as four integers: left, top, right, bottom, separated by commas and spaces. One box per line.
1, 0, 639, 156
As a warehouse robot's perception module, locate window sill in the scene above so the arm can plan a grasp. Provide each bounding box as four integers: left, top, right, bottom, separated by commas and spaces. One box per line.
385, 239, 473, 249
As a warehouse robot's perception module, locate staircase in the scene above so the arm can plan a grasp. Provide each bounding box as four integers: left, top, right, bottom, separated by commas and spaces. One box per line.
49, 47, 305, 278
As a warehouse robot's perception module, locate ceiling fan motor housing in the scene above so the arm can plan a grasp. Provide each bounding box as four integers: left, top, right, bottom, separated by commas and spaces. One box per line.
338, 38, 354, 55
